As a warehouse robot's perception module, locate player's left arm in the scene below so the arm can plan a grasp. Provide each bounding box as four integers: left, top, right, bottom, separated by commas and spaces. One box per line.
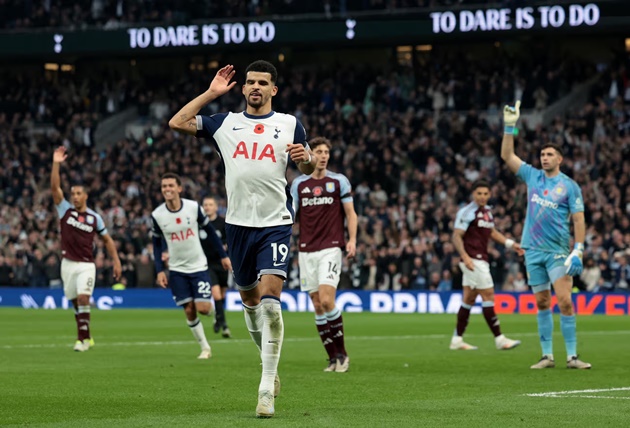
490, 228, 525, 256
340, 175, 358, 259
197, 206, 231, 271
564, 184, 586, 276
100, 234, 122, 281
343, 200, 358, 259
286, 118, 317, 174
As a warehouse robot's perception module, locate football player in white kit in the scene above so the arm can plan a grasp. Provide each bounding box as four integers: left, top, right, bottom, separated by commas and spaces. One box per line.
168, 61, 317, 418
151, 173, 231, 359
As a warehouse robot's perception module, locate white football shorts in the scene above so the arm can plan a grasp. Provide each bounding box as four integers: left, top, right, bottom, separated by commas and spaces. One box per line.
61, 258, 96, 300
459, 259, 494, 290
298, 247, 342, 293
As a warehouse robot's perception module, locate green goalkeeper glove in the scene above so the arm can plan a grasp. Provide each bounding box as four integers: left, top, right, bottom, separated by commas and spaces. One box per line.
503, 100, 521, 126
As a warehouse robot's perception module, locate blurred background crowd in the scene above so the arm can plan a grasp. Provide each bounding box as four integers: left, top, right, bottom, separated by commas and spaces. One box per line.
0, 0, 629, 293
1, 0, 516, 30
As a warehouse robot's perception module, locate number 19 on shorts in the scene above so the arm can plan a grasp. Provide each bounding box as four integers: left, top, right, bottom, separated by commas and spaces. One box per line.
271, 242, 289, 267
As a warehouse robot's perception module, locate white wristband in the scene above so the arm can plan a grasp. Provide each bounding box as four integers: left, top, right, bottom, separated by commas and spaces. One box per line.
505, 239, 515, 249
302, 152, 312, 165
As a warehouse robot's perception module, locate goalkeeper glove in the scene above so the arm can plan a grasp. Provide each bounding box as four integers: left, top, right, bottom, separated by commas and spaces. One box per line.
503, 100, 521, 134
564, 243, 584, 276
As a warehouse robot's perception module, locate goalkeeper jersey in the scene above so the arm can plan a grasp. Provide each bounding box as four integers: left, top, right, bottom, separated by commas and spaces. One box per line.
516, 162, 584, 253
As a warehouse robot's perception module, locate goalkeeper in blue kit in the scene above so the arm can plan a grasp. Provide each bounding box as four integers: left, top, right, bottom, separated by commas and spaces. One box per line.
501, 101, 591, 369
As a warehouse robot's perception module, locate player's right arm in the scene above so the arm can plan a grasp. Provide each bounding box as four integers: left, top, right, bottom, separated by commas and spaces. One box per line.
500, 101, 523, 174
51, 146, 67, 205
453, 229, 474, 271
151, 215, 168, 288
453, 206, 474, 271
168, 65, 236, 136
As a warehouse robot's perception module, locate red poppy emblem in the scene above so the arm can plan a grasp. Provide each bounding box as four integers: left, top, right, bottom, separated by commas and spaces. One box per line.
254, 124, 265, 134
313, 187, 323, 196
78, 215, 85, 222
176, 218, 181, 224
543, 190, 549, 196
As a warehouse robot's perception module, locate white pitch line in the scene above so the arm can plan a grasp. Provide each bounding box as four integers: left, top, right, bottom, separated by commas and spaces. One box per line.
2, 329, 630, 350
526, 387, 630, 400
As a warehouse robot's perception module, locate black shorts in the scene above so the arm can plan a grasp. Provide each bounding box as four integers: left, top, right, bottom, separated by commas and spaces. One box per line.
208, 265, 229, 288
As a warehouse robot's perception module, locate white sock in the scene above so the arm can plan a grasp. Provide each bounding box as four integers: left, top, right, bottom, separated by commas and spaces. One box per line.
259, 297, 284, 394
187, 318, 210, 350
243, 303, 263, 353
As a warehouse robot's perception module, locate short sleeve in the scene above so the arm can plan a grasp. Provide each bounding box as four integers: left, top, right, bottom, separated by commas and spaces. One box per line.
339, 175, 353, 203
55, 199, 72, 218
290, 179, 301, 214
195, 113, 229, 139
454, 207, 474, 231
568, 181, 585, 214
95, 214, 108, 236
294, 118, 307, 147
151, 215, 163, 238
515, 162, 538, 186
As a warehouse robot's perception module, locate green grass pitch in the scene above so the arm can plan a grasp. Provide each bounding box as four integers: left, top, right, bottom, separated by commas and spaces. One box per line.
1, 308, 629, 427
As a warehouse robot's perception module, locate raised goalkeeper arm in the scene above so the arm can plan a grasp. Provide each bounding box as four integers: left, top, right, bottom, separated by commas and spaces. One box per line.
500, 100, 524, 174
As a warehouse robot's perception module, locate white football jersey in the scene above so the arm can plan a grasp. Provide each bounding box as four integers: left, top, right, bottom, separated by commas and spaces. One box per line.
196, 111, 308, 227
151, 198, 209, 274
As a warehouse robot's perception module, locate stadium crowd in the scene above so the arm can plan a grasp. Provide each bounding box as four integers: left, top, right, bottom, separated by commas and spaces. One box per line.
1, 0, 520, 30
1, 52, 629, 292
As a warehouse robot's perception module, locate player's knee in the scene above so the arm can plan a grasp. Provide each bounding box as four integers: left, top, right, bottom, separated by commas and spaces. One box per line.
320, 298, 335, 313
557, 299, 574, 315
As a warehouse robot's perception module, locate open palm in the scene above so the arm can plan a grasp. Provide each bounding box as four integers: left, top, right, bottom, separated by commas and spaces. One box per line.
53, 146, 68, 163
209, 65, 237, 96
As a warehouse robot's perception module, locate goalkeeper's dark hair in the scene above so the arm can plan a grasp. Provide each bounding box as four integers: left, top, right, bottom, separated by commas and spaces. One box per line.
161, 172, 182, 186
541, 143, 564, 157
245, 60, 278, 84
472, 180, 491, 191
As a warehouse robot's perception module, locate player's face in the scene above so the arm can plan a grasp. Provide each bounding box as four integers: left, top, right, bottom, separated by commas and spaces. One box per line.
203, 198, 217, 217
161, 179, 181, 202
312, 145, 329, 170
242, 72, 277, 109
540, 148, 562, 172
472, 186, 490, 206
70, 186, 87, 210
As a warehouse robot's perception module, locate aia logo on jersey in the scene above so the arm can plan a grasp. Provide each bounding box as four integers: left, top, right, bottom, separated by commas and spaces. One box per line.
313, 187, 323, 196
171, 228, 195, 242
233, 141, 276, 162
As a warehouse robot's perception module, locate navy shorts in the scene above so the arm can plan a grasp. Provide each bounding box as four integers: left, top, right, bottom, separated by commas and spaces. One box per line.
169, 270, 213, 306
225, 224, 292, 290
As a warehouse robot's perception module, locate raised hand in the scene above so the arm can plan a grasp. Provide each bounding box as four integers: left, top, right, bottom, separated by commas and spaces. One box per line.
53, 146, 68, 163
209, 65, 237, 96
503, 100, 521, 126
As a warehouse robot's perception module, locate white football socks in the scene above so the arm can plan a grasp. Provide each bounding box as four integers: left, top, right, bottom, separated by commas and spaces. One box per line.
187, 318, 210, 351
259, 297, 284, 394
243, 302, 264, 353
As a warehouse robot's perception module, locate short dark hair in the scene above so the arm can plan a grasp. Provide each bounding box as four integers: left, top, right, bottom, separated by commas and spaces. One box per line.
245, 60, 278, 84
541, 143, 564, 157
161, 172, 182, 186
309, 137, 331, 151
472, 180, 490, 191
70, 183, 87, 192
